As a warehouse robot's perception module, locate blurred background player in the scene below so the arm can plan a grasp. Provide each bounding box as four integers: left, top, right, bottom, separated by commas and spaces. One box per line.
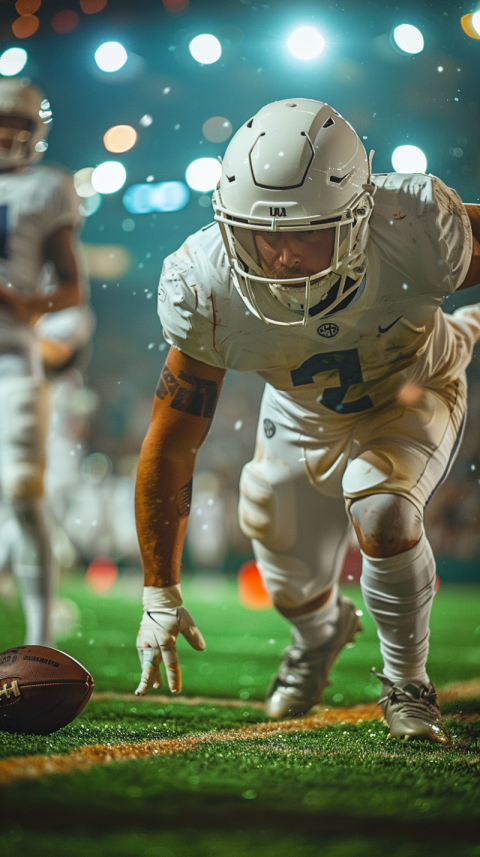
0, 77, 83, 646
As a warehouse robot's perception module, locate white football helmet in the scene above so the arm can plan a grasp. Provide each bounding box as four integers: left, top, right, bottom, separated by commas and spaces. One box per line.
213, 98, 375, 326
0, 78, 52, 169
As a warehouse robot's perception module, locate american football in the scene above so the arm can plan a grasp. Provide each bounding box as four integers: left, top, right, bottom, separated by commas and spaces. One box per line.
0, 645, 94, 735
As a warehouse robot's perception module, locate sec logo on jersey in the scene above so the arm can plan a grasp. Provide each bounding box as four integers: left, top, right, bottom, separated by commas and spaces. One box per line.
317, 322, 339, 338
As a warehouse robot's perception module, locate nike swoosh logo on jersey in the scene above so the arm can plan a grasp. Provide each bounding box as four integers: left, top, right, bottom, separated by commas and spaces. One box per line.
378, 315, 403, 334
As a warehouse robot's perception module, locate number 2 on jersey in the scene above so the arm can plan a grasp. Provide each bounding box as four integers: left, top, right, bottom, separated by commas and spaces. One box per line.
290, 348, 374, 414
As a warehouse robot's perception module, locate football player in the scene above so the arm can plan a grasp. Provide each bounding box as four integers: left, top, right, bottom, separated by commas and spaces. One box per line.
134, 99, 480, 743
0, 78, 83, 646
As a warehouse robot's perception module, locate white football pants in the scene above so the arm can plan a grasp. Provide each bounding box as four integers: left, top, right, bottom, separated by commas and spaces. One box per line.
239, 377, 465, 680
0, 315, 53, 646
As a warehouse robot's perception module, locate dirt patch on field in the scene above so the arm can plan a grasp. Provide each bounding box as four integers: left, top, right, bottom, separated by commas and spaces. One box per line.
92, 678, 480, 710
0, 703, 381, 786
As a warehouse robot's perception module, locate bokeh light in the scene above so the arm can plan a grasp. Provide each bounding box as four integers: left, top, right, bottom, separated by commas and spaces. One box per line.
392, 24, 424, 54
81, 244, 130, 278
123, 181, 190, 214
103, 125, 137, 153
74, 167, 96, 198
78, 193, 102, 217
238, 561, 272, 610
85, 556, 118, 594
11, 15, 39, 38
91, 161, 127, 194
162, 0, 189, 12
51, 10, 79, 34
287, 26, 325, 60
0, 47, 28, 76
185, 158, 221, 192
202, 116, 232, 143
189, 34, 222, 64
80, 0, 107, 13
94, 41, 128, 72
15, 0, 40, 14
460, 13, 480, 39
472, 11, 480, 36
391, 145, 427, 173
40, 98, 52, 121
81, 452, 112, 483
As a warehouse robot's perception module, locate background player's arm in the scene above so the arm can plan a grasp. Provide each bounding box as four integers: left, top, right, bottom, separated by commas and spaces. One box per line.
135, 346, 226, 587
0, 224, 82, 320
456, 205, 480, 291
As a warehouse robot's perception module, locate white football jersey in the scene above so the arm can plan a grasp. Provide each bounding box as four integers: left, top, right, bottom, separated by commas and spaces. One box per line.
158, 173, 473, 414
0, 165, 79, 298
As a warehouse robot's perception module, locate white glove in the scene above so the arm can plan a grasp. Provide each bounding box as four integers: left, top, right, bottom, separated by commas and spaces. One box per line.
135, 585, 205, 696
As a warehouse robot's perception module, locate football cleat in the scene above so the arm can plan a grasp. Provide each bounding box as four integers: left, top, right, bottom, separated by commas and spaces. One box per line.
265, 595, 363, 718
372, 668, 449, 745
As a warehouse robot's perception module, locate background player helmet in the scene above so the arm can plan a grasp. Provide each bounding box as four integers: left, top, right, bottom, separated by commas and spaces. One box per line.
213, 98, 375, 326
0, 78, 52, 169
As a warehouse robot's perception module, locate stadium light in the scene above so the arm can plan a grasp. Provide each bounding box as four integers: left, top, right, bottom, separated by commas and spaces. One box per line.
123, 181, 190, 214
0, 47, 28, 76
185, 158, 221, 192
392, 24, 424, 55
91, 161, 127, 194
94, 41, 128, 72
472, 11, 480, 35
189, 34, 222, 64
391, 145, 427, 173
287, 27, 325, 60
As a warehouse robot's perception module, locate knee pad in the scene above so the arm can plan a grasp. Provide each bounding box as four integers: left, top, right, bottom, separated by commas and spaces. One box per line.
0, 377, 50, 500
238, 460, 296, 551
350, 493, 422, 556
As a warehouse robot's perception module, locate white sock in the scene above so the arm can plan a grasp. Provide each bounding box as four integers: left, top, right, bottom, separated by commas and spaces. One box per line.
360, 533, 436, 685
11, 499, 53, 647
290, 585, 340, 649
20, 588, 51, 646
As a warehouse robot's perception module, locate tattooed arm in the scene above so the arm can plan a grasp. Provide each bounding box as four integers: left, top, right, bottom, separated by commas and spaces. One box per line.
135, 346, 226, 587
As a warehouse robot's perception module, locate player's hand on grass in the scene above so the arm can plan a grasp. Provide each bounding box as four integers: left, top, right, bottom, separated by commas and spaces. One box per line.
135, 585, 205, 696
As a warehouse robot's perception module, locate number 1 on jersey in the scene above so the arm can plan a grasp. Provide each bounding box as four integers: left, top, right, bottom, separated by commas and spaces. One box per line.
290, 348, 374, 414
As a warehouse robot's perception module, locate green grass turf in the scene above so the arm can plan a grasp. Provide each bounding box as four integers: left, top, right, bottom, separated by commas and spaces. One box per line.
1, 717, 479, 856
1, 574, 479, 704
0, 574, 479, 857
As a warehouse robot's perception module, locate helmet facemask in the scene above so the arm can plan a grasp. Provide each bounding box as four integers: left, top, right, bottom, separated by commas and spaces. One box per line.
216, 191, 373, 326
